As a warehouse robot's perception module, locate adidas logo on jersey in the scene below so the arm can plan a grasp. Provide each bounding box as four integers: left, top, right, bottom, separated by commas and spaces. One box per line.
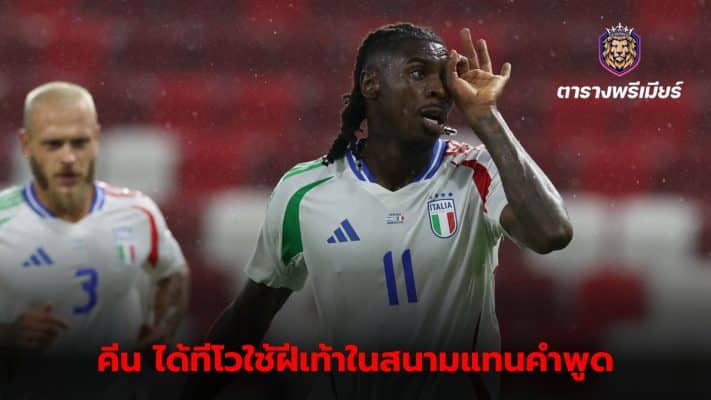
21, 247, 54, 267
326, 219, 361, 244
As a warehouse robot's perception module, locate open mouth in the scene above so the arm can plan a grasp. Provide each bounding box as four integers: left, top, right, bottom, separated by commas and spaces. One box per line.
420, 107, 446, 124
420, 106, 447, 134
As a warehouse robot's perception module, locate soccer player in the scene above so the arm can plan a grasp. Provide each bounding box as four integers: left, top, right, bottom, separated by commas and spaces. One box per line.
0, 82, 190, 396
182, 23, 572, 399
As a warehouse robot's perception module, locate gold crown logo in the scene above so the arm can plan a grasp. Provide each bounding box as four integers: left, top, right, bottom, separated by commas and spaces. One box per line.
606, 22, 634, 37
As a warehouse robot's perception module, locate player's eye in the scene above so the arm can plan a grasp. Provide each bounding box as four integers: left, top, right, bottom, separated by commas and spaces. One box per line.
410, 69, 426, 80
44, 140, 63, 149
71, 138, 90, 149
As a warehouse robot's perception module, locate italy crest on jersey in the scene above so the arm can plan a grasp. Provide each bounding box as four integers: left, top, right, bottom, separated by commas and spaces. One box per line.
428, 199, 457, 238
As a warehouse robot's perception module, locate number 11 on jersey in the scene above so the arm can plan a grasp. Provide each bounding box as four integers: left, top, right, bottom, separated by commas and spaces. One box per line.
383, 249, 418, 305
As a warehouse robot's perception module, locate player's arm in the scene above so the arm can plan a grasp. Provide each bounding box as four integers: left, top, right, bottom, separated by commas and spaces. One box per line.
180, 279, 291, 400
0, 303, 69, 355
155, 266, 190, 337
135, 198, 194, 347
137, 266, 191, 348
470, 110, 571, 253
445, 28, 572, 253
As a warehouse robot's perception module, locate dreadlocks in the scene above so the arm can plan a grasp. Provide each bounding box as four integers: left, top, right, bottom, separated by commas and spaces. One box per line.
321, 23, 445, 165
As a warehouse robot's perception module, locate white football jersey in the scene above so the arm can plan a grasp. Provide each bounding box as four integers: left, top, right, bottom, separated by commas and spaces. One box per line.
247, 139, 510, 399
0, 181, 186, 355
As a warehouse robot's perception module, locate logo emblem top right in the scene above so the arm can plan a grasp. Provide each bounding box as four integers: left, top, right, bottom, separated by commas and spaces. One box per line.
599, 23, 641, 77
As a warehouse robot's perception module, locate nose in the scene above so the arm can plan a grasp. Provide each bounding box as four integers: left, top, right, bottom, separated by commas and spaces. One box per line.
426, 75, 448, 100
60, 143, 77, 164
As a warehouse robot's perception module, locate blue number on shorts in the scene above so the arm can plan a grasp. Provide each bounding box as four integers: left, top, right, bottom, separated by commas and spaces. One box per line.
383, 249, 418, 306
73, 268, 98, 314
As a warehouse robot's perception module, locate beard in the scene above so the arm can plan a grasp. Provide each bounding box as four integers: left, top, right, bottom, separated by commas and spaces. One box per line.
29, 157, 96, 215
30, 156, 50, 190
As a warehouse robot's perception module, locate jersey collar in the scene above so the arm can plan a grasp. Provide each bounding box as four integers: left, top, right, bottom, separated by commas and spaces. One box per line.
89, 182, 106, 213
346, 138, 447, 184
23, 182, 106, 218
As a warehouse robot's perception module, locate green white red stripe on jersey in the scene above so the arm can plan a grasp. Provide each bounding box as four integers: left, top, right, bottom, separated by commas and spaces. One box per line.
117, 243, 136, 265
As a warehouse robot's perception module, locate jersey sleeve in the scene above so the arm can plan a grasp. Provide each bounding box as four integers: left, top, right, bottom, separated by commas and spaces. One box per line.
466, 146, 510, 238
138, 198, 187, 282
244, 183, 309, 291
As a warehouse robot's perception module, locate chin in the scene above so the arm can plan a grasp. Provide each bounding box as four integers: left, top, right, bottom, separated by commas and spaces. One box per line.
52, 188, 78, 200
53, 182, 85, 197
418, 128, 442, 142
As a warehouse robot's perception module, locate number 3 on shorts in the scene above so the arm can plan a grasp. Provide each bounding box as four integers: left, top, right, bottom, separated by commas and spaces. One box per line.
74, 267, 98, 314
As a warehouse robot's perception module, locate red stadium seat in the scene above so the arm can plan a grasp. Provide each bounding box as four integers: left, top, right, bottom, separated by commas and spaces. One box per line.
544, 87, 620, 193
0, 17, 39, 69
177, 132, 250, 195
625, 98, 692, 161
548, 86, 694, 196
112, 20, 211, 72
12, 0, 78, 17
178, 123, 309, 197
238, 0, 308, 30
36, 67, 104, 94
578, 138, 656, 196
151, 74, 233, 131
574, 265, 646, 336
0, 68, 38, 127
161, 196, 204, 257
231, 74, 299, 134
0, 128, 18, 182
185, 258, 234, 335
653, 146, 711, 199
545, 86, 619, 144
496, 240, 558, 350
92, 73, 154, 126
41, 17, 111, 82
77, 0, 150, 17
636, 0, 700, 42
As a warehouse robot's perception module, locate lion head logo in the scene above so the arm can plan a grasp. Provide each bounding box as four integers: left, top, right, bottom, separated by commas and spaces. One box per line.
599, 23, 641, 77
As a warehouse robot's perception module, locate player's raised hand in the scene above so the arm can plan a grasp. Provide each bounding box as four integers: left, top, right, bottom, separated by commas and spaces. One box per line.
3, 303, 69, 351
445, 28, 511, 119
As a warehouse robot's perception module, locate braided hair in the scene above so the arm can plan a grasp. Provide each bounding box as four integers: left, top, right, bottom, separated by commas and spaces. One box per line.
321, 23, 445, 165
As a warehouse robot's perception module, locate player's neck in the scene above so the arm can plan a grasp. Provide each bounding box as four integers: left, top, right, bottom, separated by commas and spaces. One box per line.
360, 134, 435, 191
32, 182, 95, 223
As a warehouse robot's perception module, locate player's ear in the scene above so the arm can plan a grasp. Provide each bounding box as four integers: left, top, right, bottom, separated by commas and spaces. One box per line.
19, 129, 30, 158
360, 69, 380, 100
93, 123, 101, 142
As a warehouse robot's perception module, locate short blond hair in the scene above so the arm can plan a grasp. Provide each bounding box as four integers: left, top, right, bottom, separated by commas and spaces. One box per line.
23, 81, 97, 133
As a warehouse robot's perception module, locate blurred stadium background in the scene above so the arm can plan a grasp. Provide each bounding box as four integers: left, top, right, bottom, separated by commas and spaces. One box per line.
0, 0, 709, 398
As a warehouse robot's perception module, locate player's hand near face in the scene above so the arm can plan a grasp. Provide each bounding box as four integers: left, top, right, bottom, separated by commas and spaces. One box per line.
0, 303, 69, 352
445, 28, 511, 121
